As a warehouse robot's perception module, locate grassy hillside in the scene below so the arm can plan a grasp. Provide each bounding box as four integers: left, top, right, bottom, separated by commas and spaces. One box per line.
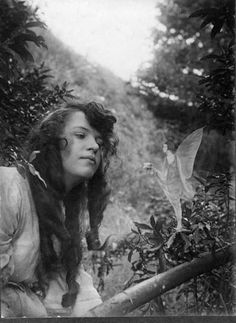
32, 30, 166, 237
29, 30, 170, 299
28, 30, 235, 307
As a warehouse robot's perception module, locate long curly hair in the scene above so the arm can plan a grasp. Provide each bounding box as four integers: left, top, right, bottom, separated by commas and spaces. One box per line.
24, 102, 118, 307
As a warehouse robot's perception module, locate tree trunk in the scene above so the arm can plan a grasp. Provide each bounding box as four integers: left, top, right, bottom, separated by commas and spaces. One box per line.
85, 243, 236, 317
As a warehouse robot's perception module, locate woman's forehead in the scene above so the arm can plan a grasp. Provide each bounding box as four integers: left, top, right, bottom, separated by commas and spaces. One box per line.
63, 111, 101, 136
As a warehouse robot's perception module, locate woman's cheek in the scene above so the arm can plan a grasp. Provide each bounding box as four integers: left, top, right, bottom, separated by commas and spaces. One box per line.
62, 137, 74, 155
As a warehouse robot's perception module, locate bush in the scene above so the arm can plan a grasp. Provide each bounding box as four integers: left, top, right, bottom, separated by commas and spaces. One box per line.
0, 0, 74, 165
127, 172, 235, 314
125, 0, 235, 315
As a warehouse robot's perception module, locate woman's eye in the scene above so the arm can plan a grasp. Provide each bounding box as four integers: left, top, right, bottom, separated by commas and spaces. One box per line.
75, 133, 85, 139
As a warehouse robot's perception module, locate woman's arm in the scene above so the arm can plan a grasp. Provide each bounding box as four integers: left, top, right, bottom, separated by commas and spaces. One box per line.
0, 170, 21, 287
71, 267, 102, 316
43, 267, 102, 317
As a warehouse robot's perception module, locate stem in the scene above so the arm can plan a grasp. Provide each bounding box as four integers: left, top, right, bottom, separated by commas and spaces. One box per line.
153, 248, 166, 313
193, 277, 199, 313
219, 293, 228, 314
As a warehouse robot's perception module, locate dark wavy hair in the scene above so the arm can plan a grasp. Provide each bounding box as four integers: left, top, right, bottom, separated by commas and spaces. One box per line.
24, 102, 118, 307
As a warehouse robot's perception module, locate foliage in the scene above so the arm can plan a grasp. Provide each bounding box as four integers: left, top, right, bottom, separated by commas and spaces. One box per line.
135, 0, 235, 135
0, 0, 47, 70
0, 0, 74, 165
89, 236, 131, 294
127, 172, 235, 314
125, 0, 235, 315
135, 0, 216, 107
190, 0, 235, 136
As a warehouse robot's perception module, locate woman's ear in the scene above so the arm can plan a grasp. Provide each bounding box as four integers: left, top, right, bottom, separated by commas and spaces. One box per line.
58, 137, 68, 151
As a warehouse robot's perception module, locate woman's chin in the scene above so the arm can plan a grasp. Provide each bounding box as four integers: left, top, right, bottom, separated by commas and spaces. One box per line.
77, 168, 97, 180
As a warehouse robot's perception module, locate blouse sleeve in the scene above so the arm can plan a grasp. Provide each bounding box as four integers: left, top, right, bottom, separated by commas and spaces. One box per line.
43, 267, 102, 317
71, 267, 102, 316
0, 170, 22, 287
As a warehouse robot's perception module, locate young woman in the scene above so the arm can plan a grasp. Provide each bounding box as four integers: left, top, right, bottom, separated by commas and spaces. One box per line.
0, 102, 118, 317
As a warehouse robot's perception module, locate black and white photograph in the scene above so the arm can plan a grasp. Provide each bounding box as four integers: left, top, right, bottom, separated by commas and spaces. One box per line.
0, 0, 235, 319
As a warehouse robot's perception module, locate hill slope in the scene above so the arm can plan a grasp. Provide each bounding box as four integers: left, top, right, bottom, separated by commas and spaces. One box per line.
32, 30, 165, 240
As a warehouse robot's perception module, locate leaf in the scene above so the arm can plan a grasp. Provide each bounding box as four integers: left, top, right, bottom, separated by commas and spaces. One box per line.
200, 16, 214, 29
150, 215, 156, 228
25, 21, 46, 29
28, 163, 47, 188
128, 250, 133, 262
9, 44, 34, 62
29, 150, 40, 162
193, 229, 201, 244
180, 232, 191, 251
166, 232, 176, 249
134, 222, 153, 231
148, 246, 162, 252
211, 20, 224, 39
4, 129, 15, 139
198, 223, 205, 231
14, 32, 38, 44
176, 291, 183, 301
205, 223, 211, 231
131, 228, 139, 234
154, 220, 164, 233
35, 35, 47, 49
144, 232, 160, 247
145, 269, 156, 275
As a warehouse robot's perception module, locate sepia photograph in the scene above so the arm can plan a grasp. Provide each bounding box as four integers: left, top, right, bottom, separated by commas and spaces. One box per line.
0, 0, 235, 320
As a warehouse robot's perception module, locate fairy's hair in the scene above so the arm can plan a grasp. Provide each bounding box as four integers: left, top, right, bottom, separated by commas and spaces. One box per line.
24, 102, 118, 307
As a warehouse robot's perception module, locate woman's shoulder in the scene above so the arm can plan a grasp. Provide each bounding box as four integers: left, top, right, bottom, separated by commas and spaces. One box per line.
0, 166, 27, 187
0, 167, 30, 232
0, 165, 22, 177
0, 166, 30, 202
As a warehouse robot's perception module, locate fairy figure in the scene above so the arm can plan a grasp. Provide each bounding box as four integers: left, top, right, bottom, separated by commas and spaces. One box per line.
144, 127, 204, 231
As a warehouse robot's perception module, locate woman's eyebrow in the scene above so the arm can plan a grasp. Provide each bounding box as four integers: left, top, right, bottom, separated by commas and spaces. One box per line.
72, 126, 89, 132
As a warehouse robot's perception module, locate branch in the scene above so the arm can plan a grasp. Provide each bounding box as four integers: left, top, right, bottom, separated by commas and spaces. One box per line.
85, 243, 236, 317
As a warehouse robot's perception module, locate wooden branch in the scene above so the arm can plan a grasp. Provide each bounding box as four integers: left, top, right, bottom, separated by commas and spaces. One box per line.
85, 243, 236, 317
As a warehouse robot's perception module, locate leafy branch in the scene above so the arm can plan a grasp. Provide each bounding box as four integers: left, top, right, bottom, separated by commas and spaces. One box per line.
0, 0, 75, 165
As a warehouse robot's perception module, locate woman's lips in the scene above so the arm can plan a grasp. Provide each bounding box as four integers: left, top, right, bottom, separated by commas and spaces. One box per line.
80, 156, 96, 164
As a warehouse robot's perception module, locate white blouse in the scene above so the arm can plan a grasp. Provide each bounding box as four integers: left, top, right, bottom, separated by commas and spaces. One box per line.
0, 167, 101, 317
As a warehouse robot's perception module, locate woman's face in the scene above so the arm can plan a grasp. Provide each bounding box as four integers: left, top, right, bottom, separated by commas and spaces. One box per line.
60, 111, 103, 192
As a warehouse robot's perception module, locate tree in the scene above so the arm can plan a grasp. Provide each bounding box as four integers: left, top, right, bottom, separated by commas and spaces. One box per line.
0, 0, 74, 165
136, 0, 215, 102
122, 0, 235, 315
190, 0, 235, 136
135, 0, 234, 133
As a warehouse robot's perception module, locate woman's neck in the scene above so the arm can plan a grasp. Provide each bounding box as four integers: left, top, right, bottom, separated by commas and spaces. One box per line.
64, 173, 83, 194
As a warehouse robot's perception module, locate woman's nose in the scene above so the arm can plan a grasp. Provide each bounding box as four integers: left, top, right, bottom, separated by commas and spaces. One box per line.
87, 135, 99, 152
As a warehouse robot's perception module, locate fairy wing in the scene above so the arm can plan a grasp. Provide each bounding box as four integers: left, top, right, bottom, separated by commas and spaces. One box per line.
176, 127, 204, 179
